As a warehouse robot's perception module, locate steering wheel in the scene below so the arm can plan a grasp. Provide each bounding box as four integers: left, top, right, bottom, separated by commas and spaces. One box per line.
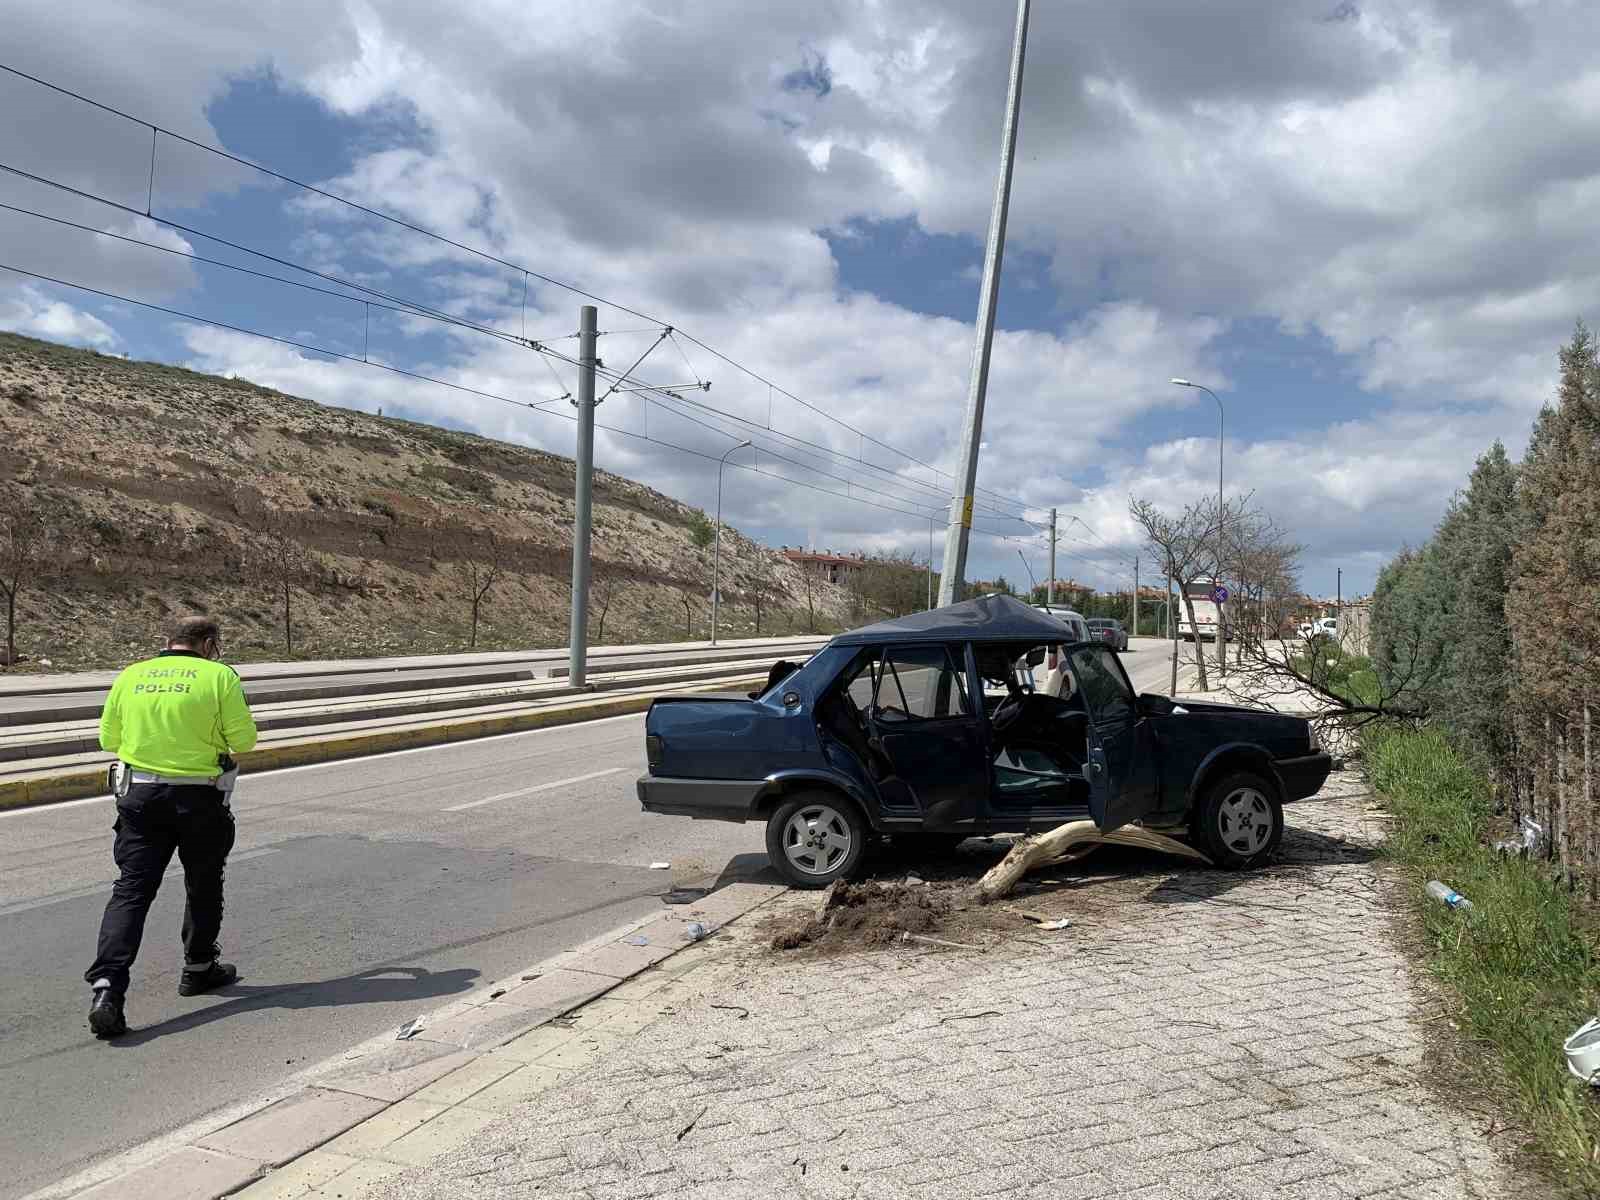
989, 692, 1025, 734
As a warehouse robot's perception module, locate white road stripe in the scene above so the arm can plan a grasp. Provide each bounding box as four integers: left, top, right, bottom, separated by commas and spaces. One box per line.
0, 847, 281, 917
0, 711, 650, 821
443, 767, 629, 812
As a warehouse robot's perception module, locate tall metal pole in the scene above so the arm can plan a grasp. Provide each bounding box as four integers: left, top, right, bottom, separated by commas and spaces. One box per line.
939, 0, 1030, 607
711, 439, 751, 645
1047, 507, 1057, 605
1171, 378, 1225, 671
927, 514, 935, 610
1132, 557, 1139, 636
568, 305, 599, 686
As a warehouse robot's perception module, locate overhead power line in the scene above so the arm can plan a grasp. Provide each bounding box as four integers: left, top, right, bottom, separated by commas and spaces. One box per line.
0, 258, 973, 531
0, 60, 1033, 517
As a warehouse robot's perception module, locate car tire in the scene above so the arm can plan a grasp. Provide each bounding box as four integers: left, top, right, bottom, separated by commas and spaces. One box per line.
764, 793, 868, 889
1190, 771, 1283, 870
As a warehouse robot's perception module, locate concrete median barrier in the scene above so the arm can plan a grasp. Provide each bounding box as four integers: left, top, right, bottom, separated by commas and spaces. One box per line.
0, 673, 765, 815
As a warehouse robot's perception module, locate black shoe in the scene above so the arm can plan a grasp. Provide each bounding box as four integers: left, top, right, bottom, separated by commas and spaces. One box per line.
178, 960, 237, 996
89, 988, 127, 1039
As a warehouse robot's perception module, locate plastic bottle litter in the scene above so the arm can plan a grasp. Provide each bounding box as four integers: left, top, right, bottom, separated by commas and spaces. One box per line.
649, 862, 671, 870
396, 1016, 426, 1040
683, 921, 708, 942
1425, 880, 1474, 912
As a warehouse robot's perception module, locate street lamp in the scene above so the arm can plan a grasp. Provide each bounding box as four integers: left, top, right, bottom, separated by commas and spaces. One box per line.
1172, 378, 1225, 667
711, 439, 752, 645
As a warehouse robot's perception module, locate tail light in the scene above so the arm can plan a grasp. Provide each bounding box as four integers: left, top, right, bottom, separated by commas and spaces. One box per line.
646, 735, 663, 769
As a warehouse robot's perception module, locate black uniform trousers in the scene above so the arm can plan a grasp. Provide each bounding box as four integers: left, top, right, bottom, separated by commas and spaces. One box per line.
84, 782, 236, 996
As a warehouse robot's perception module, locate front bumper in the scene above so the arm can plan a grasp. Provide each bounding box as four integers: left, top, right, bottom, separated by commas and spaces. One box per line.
636, 775, 765, 823
1273, 752, 1335, 802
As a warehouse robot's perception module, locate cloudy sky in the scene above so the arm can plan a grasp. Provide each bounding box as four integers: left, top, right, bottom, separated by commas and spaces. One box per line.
2, 0, 1595, 601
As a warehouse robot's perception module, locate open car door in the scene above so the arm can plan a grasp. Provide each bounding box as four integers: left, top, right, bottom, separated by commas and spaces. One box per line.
1068, 644, 1160, 833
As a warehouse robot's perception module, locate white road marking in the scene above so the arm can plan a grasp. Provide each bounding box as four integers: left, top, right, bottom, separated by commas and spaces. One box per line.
0, 711, 649, 821
443, 767, 629, 813
0, 847, 281, 917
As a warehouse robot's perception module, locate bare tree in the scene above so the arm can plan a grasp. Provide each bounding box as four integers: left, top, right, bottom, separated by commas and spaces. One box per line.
255, 526, 301, 657
0, 486, 45, 668
677, 585, 697, 639
1129, 495, 1227, 693
460, 532, 502, 650
797, 564, 818, 633
746, 579, 771, 637
591, 558, 618, 643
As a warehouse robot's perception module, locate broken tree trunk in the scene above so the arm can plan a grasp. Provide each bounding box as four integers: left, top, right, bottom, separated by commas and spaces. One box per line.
976, 821, 1213, 902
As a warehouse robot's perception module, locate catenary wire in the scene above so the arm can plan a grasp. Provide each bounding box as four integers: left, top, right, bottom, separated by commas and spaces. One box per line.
0, 60, 1035, 516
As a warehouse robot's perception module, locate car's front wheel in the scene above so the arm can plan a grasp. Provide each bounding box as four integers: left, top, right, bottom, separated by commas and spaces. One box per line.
764, 793, 867, 888
1191, 771, 1283, 869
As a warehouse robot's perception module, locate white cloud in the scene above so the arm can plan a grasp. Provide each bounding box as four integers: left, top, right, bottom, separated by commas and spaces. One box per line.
7, 0, 1598, 595
0, 283, 119, 348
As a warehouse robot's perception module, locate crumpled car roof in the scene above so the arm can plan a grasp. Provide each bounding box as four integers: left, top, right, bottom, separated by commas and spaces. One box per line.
829, 594, 1079, 646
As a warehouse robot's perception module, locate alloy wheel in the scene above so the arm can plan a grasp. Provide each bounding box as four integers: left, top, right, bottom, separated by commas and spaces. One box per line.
1216, 787, 1274, 855
782, 803, 853, 876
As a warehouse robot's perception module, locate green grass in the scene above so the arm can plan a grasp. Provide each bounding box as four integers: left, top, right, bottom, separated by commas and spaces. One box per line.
1367, 724, 1600, 1193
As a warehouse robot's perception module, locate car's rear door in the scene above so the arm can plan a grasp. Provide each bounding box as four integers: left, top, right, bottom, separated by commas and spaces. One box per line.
1069, 644, 1161, 832
865, 643, 987, 830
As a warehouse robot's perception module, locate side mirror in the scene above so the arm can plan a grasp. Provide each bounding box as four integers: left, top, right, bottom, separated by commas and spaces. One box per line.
1025, 648, 1046, 668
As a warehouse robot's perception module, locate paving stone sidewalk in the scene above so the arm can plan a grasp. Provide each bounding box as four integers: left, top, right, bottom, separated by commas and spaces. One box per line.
350, 771, 1517, 1200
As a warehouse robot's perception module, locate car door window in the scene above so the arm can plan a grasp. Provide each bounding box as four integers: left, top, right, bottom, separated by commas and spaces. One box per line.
1070, 645, 1135, 724
874, 645, 970, 722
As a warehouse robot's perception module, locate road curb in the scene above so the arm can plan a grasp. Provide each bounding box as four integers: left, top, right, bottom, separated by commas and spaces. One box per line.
42, 882, 788, 1200
0, 675, 763, 814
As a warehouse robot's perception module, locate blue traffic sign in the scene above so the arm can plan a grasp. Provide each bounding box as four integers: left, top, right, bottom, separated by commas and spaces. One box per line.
1211, 585, 1230, 605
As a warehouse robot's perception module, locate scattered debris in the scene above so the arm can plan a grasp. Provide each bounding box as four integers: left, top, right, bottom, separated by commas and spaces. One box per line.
649, 862, 671, 870
1566, 1018, 1600, 1084
1425, 880, 1474, 912
1005, 907, 1057, 925
1493, 815, 1545, 857
676, 1105, 709, 1142
938, 1010, 1002, 1025
625, 934, 651, 946
683, 922, 708, 941
1036, 918, 1071, 931
489, 989, 506, 1000
710, 1004, 750, 1019
900, 931, 983, 951
905, 874, 924, 886
662, 888, 709, 905
520, 973, 541, 982
396, 1017, 425, 1040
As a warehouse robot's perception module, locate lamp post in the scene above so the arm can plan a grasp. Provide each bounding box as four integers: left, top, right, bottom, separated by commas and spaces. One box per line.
711, 439, 752, 645
1171, 377, 1225, 670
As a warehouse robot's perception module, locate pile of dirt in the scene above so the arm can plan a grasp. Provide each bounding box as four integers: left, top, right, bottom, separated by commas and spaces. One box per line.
768, 880, 964, 953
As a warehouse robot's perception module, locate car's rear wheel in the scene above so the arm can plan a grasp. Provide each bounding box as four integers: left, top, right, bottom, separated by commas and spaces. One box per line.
1191, 771, 1283, 870
765, 793, 867, 888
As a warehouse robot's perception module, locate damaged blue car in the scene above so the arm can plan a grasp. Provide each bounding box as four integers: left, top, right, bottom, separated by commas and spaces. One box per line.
637, 595, 1332, 888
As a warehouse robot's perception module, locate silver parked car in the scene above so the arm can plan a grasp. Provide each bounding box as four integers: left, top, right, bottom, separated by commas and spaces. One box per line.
1033, 604, 1091, 643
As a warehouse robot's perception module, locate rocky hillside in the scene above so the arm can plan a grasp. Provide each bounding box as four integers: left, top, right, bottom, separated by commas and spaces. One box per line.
0, 333, 851, 671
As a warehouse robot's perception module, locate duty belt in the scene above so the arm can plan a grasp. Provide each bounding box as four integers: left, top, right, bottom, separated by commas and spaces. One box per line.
128, 770, 221, 786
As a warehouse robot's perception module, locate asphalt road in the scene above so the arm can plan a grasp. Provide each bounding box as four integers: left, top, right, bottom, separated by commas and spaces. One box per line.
0, 640, 1176, 1197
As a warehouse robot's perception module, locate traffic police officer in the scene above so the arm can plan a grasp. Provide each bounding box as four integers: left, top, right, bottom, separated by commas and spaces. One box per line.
85, 615, 258, 1038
